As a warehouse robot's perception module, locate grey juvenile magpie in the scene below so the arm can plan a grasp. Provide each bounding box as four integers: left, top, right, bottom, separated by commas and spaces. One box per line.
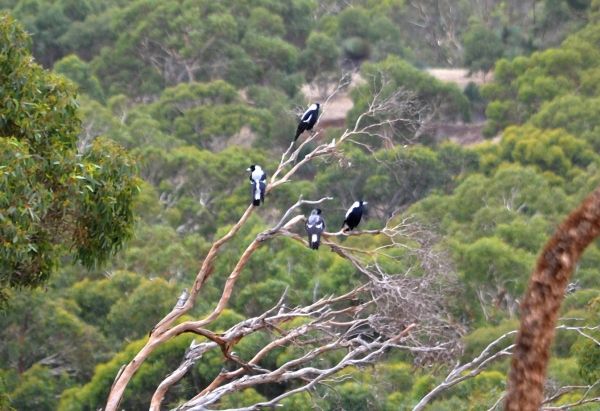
305, 209, 325, 250
294, 103, 320, 141
342, 201, 367, 231
246, 165, 266, 206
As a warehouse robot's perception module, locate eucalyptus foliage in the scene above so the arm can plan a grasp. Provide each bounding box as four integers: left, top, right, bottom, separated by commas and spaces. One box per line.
2, 0, 600, 409
0, 15, 139, 294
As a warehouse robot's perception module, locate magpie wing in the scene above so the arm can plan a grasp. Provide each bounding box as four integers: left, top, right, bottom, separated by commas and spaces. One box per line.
259, 172, 267, 202
259, 181, 266, 202
301, 106, 312, 119
345, 202, 360, 218
249, 179, 257, 201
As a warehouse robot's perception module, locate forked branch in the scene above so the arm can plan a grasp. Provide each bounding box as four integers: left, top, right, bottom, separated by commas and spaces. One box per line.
105, 71, 441, 411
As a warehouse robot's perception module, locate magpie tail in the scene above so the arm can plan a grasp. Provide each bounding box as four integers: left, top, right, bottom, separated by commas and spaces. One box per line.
295, 124, 306, 141
253, 199, 261, 206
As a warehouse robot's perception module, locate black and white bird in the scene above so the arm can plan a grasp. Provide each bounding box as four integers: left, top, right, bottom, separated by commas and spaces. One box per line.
246, 165, 267, 206
294, 103, 320, 141
342, 201, 367, 232
175, 288, 188, 309
305, 209, 325, 250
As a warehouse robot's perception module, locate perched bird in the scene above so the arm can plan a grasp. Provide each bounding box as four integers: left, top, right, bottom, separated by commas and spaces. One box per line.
342, 201, 367, 231
305, 209, 325, 250
294, 103, 320, 141
175, 288, 188, 309
246, 165, 267, 206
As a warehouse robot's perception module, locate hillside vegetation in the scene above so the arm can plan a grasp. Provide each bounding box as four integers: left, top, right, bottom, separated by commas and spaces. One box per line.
2, 0, 600, 410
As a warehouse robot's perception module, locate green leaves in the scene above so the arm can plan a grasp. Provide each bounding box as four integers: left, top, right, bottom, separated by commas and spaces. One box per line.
53, 55, 105, 104
482, 23, 600, 136
87, 0, 309, 99
75, 137, 139, 269
0, 15, 139, 293
462, 25, 504, 76
300, 32, 340, 84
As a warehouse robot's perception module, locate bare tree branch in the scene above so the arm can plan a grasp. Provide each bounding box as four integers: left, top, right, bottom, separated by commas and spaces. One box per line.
175, 324, 418, 411
412, 331, 516, 411
541, 381, 600, 410
412, 321, 600, 411
105, 69, 449, 411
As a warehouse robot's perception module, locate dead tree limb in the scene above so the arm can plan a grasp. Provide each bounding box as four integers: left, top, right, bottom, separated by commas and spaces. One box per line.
147, 212, 459, 410
413, 321, 600, 410
412, 331, 516, 411
177, 324, 418, 411
105, 72, 442, 411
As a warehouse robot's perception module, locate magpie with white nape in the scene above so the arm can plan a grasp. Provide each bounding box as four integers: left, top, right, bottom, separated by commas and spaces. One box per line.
342, 201, 367, 232
305, 209, 325, 250
246, 165, 267, 206
294, 103, 320, 141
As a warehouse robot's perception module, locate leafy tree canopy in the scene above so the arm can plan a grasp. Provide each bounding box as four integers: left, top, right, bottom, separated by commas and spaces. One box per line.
0, 14, 139, 296
3, 1, 600, 410
462, 24, 504, 76
482, 19, 600, 136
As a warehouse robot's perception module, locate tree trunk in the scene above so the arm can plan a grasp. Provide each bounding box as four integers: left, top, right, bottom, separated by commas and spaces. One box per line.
505, 185, 600, 410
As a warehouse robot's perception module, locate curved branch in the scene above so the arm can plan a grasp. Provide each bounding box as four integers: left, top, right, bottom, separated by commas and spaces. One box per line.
106, 72, 439, 411
145, 198, 335, 410
157, 285, 367, 410
412, 331, 516, 411
151, 339, 219, 409
505, 185, 600, 411
105, 205, 256, 411
177, 324, 418, 411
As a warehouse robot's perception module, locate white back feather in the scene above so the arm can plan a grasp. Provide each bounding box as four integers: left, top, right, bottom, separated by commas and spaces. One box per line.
346, 201, 360, 218
303, 104, 318, 118
251, 166, 264, 200
251, 166, 263, 181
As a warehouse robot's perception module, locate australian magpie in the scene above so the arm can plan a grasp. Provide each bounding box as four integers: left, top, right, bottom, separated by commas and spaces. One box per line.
246, 165, 267, 206
342, 201, 367, 231
294, 103, 320, 141
305, 209, 325, 250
